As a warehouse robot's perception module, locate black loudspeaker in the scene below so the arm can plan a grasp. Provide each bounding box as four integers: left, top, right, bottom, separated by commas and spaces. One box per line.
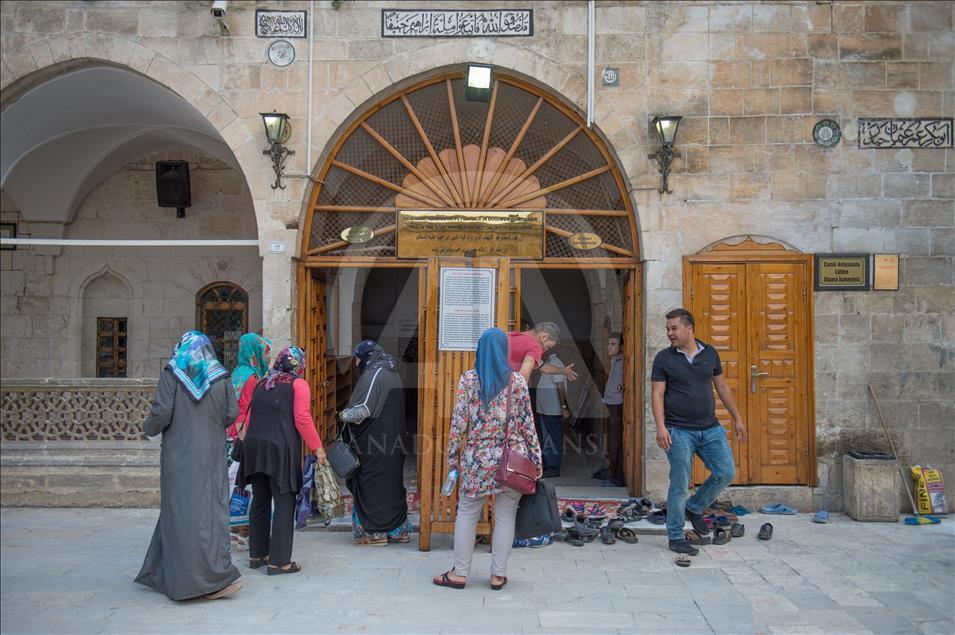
155, 161, 191, 218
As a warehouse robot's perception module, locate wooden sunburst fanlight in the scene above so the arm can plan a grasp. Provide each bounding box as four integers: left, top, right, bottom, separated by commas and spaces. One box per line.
396, 144, 546, 209
308, 74, 637, 258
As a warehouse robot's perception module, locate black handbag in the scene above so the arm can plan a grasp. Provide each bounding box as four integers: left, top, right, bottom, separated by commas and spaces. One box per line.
325, 429, 360, 479
230, 412, 250, 462
229, 438, 243, 462
514, 479, 562, 540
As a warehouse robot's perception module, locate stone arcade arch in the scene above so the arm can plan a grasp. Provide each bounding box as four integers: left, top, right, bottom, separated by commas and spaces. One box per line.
1, 61, 262, 379
298, 67, 645, 550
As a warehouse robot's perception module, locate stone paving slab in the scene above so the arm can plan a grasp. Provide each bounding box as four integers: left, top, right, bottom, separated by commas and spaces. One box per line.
1, 508, 953, 635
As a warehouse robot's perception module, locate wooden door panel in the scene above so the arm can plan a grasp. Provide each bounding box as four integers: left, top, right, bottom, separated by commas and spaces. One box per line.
748, 263, 807, 484
756, 384, 799, 483
686, 257, 810, 486
419, 259, 504, 550
690, 264, 749, 485
304, 272, 331, 442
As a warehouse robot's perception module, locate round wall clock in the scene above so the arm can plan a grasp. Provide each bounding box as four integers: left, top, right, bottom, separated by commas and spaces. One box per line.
268, 40, 295, 67
813, 119, 841, 148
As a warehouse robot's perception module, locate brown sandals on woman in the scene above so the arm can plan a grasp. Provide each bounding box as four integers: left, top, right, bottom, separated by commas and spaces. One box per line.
433, 571, 466, 589
491, 576, 508, 590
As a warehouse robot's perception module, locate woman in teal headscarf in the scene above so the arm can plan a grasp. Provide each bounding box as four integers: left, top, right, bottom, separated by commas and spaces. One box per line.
231, 334, 271, 397
136, 331, 242, 600
228, 333, 271, 439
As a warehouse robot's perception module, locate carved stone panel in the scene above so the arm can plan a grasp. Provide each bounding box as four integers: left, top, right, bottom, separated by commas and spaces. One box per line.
1, 379, 156, 441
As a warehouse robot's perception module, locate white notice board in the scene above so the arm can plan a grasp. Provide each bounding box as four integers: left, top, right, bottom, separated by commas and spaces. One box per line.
439, 268, 496, 351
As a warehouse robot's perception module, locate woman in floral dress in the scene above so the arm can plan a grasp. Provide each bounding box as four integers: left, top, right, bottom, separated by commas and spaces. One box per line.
433, 328, 542, 591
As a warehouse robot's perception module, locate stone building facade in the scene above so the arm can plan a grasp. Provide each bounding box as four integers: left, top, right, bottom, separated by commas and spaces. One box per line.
1, 1, 952, 510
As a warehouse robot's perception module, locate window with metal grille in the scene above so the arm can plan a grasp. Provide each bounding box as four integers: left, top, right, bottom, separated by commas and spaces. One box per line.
96, 317, 127, 378
196, 282, 248, 370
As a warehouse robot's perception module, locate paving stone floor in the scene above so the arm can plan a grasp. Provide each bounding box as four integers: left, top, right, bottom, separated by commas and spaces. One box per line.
1, 507, 952, 634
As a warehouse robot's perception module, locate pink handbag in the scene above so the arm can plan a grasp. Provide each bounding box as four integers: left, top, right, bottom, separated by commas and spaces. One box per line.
494, 375, 538, 495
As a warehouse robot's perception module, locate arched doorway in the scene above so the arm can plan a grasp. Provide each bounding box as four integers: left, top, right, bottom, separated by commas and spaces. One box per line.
299, 68, 643, 549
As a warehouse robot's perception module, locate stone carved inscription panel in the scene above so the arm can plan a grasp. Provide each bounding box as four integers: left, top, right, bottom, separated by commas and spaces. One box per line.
256, 10, 307, 38
858, 118, 953, 149
382, 9, 533, 37
1, 380, 155, 441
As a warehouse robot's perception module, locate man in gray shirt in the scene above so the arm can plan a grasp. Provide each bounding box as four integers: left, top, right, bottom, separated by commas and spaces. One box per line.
601, 332, 625, 486
535, 351, 569, 477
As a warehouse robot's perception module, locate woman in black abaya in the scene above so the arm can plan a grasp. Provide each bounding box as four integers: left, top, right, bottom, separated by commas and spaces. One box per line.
339, 340, 410, 546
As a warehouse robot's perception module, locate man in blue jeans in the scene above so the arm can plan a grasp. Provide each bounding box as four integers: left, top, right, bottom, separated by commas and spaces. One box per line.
651, 308, 746, 556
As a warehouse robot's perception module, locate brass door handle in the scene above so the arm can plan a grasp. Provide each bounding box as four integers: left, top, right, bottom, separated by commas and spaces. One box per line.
750, 365, 769, 394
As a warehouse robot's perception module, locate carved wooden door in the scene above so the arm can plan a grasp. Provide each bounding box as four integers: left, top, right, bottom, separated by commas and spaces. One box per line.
418, 258, 510, 551
301, 270, 332, 443
686, 258, 811, 485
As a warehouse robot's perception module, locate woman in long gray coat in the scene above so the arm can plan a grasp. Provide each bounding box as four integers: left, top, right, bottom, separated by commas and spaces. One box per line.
135, 331, 243, 601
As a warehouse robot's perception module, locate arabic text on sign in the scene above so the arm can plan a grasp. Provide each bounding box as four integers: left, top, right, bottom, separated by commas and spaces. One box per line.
382, 10, 532, 37
256, 10, 307, 38
858, 118, 953, 149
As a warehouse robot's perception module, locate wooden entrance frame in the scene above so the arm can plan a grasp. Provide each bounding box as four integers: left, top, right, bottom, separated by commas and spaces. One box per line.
683, 236, 816, 486
298, 69, 645, 550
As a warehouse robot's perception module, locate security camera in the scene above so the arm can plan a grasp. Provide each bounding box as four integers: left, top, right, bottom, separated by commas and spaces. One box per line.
211, 1, 230, 35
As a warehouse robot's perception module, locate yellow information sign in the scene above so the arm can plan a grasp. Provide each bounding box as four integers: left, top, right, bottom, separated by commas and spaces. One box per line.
397, 210, 544, 259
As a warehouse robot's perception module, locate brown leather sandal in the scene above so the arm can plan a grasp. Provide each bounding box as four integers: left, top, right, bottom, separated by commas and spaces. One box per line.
267, 562, 301, 575
433, 571, 466, 589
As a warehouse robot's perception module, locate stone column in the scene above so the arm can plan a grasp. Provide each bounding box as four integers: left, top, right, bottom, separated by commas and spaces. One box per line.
252, 184, 309, 348
261, 251, 295, 347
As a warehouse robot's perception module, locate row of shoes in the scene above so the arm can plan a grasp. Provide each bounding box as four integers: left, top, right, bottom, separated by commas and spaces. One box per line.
560, 506, 640, 547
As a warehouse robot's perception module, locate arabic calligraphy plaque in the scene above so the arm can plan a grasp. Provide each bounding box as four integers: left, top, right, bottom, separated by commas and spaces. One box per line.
381, 9, 533, 37
397, 210, 544, 259
858, 118, 953, 149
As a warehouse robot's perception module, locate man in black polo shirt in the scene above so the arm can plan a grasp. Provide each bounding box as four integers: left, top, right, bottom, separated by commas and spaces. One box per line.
651, 308, 746, 556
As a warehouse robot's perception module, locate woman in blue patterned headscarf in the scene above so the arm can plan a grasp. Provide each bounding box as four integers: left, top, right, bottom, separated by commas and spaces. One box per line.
136, 331, 242, 600
167, 331, 229, 401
